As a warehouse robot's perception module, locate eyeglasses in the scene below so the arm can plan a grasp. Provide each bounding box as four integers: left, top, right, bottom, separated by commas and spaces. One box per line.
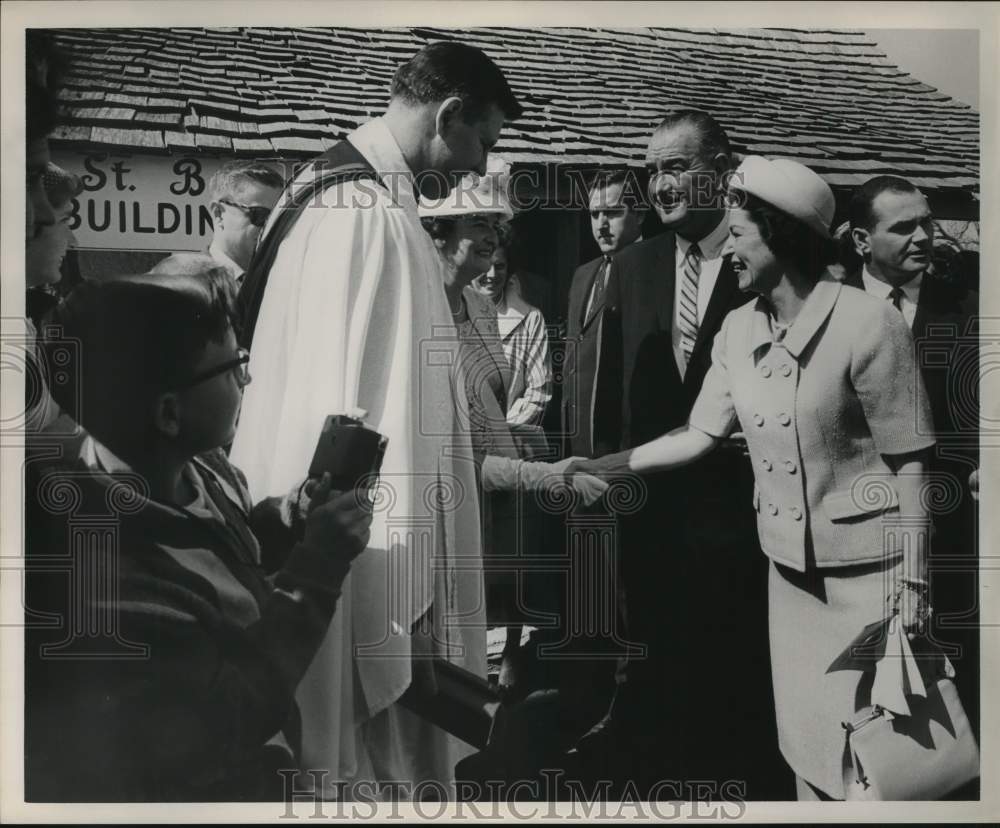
219, 199, 271, 227
176, 348, 251, 389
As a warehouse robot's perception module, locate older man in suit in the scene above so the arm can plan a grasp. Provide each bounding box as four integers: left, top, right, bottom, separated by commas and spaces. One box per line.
847, 175, 980, 741
584, 111, 782, 797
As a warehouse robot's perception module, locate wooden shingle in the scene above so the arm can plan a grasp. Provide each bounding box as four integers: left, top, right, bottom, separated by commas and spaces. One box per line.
47, 25, 978, 199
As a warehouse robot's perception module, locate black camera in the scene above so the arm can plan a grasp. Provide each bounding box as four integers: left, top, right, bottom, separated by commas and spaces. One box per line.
308, 414, 388, 491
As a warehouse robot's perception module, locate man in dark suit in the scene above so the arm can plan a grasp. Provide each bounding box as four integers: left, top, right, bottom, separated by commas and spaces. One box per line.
847, 175, 980, 739
561, 169, 644, 459
583, 111, 783, 798
530, 170, 643, 758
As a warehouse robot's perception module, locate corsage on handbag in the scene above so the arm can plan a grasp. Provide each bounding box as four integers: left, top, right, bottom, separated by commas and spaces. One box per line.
838, 617, 979, 800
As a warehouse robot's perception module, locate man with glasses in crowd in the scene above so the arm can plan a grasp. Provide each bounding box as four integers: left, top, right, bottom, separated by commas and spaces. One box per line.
206, 161, 284, 285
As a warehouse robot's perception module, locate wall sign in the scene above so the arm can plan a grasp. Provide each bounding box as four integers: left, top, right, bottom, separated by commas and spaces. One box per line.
50, 151, 229, 252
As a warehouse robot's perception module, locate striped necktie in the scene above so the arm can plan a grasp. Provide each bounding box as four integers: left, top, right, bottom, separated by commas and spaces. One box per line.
678, 242, 702, 365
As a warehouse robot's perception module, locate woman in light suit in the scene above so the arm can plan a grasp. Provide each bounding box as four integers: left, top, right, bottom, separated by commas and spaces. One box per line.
575, 156, 936, 800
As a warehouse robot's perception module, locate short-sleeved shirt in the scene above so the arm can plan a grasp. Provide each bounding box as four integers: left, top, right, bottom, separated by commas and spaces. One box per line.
689, 277, 935, 571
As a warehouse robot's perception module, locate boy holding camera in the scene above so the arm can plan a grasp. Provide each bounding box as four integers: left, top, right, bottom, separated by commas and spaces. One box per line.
25, 270, 372, 801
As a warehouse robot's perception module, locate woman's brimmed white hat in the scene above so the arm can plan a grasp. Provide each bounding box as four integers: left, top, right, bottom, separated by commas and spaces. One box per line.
418, 157, 514, 220
728, 155, 835, 238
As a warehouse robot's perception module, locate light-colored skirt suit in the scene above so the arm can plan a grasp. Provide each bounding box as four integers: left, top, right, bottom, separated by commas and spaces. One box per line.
689, 277, 935, 797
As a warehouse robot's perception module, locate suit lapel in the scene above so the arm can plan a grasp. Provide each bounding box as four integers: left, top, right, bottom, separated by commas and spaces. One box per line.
652, 233, 677, 331
580, 258, 608, 332
687, 254, 739, 372
911, 279, 936, 340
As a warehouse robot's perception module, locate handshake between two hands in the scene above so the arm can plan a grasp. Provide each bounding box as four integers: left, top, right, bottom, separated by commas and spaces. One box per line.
542, 457, 608, 507
553, 451, 638, 507
287, 447, 652, 546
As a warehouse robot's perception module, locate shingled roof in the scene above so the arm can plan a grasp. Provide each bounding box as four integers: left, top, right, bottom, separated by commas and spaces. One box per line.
48, 26, 979, 198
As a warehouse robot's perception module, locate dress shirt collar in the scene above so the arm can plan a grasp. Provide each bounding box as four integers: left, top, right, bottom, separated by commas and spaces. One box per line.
600, 235, 642, 261
208, 239, 245, 281
861, 265, 923, 305
348, 116, 419, 210
677, 214, 729, 261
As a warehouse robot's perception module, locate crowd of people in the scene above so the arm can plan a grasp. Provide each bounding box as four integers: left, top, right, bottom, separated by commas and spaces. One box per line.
22, 31, 980, 804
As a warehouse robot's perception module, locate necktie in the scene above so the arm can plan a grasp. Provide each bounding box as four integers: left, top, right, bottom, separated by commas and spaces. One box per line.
585, 255, 612, 322
678, 242, 702, 364
888, 286, 905, 311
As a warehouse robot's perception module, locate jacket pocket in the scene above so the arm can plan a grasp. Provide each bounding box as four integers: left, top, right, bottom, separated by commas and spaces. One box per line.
822, 485, 899, 522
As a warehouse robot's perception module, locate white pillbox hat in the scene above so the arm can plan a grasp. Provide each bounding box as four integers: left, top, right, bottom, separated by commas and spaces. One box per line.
729, 155, 835, 238
418, 157, 514, 220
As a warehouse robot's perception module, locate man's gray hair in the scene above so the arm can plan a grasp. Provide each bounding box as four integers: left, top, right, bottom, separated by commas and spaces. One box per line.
654, 109, 732, 164
208, 160, 284, 201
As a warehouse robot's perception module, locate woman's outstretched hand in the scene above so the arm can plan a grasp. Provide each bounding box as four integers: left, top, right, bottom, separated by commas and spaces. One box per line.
545, 457, 608, 507
564, 450, 633, 482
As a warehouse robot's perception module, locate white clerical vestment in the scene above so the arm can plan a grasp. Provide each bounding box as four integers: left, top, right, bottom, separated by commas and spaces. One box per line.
229, 117, 484, 794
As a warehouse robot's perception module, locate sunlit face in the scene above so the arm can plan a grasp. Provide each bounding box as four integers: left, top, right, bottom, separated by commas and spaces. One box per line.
472, 246, 509, 302
26, 199, 77, 288
727, 208, 780, 294
589, 181, 644, 254
853, 189, 934, 286
212, 180, 282, 269
645, 124, 723, 236
26, 138, 58, 286
433, 101, 505, 184
438, 213, 503, 283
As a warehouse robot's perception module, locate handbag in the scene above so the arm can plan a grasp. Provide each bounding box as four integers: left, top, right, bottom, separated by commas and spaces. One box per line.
841, 621, 979, 800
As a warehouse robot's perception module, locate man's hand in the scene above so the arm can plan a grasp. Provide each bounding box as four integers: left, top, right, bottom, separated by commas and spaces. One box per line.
894, 580, 932, 639
302, 473, 373, 561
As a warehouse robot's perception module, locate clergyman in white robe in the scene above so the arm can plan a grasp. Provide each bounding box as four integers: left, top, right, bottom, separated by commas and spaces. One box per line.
229, 116, 484, 796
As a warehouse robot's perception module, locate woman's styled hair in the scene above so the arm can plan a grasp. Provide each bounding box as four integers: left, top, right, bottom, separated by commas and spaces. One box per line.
42, 269, 236, 453
420, 215, 457, 242
740, 193, 840, 279
42, 163, 83, 210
